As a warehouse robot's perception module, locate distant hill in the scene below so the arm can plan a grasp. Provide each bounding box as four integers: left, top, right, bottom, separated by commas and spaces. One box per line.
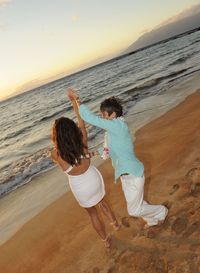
124, 5, 200, 54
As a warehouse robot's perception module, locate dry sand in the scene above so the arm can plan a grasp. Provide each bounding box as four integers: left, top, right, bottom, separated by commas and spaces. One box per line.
0, 89, 200, 273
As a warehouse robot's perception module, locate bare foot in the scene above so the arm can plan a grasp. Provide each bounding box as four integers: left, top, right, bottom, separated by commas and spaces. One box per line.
102, 234, 111, 248
110, 220, 121, 231
159, 207, 169, 225
144, 208, 169, 229
143, 223, 152, 230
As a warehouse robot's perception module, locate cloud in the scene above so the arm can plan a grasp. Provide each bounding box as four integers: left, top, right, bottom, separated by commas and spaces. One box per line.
0, 0, 11, 7
156, 3, 200, 28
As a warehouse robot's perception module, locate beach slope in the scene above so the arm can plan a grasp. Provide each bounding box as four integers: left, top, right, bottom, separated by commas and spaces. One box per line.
0, 90, 200, 273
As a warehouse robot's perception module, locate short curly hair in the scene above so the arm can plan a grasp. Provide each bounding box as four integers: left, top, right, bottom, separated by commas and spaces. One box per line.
100, 96, 123, 117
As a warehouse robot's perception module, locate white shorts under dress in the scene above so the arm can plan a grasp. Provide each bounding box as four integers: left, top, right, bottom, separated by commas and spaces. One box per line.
65, 165, 105, 208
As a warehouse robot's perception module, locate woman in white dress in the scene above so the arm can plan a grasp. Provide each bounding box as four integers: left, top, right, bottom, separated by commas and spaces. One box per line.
51, 89, 120, 248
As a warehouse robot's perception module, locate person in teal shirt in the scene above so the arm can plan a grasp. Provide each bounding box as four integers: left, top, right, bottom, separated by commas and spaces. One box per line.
68, 89, 168, 228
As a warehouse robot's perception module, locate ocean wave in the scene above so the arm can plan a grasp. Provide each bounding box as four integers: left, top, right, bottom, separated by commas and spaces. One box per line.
49, 101, 70, 110
165, 68, 189, 79
0, 125, 103, 198
123, 78, 161, 96
137, 79, 159, 89
37, 108, 70, 123
169, 52, 197, 66
0, 107, 70, 143
170, 56, 189, 65
0, 148, 54, 197
1, 29, 199, 198
1, 124, 34, 142
121, 68, 189, 100
168, 67, 200, 84
81, 97, 92, 104
191, 38, 200, 46
87, 127, 102, 141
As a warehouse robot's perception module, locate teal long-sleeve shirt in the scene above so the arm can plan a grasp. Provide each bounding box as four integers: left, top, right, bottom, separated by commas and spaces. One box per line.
79, 104, 144, 182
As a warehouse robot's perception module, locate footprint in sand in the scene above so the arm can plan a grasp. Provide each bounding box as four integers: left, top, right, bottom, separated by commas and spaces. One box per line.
162, 200, 172, 209
106, 249, 168, 273
171, 216, 188, 234
121, 217, 130, 228
169, 184, 180, 195
143, 228, 157, 239
183, 221, 200, 238
92, 267, 100, 273
185, 167, 200, 197
141, 219, 170, 238
190, 183, 200, 197
186, 167, 200, 185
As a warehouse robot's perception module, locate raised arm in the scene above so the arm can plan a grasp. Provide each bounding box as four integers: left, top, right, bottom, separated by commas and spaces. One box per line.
69, 90, 119, 133
67, 88, 88, 149
79, 104, 120, 133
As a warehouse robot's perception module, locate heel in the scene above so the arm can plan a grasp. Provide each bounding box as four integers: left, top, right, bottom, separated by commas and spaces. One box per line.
102, 234, 111, 248
110, 220, 121, 231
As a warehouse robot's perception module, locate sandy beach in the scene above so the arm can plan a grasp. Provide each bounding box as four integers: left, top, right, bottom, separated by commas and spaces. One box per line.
0, 89, 200, 273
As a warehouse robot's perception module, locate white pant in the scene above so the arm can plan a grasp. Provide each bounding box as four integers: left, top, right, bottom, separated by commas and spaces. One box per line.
121, 174, 167, 226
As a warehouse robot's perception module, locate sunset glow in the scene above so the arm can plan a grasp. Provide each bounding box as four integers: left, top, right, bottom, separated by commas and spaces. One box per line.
0, 0, 199, 100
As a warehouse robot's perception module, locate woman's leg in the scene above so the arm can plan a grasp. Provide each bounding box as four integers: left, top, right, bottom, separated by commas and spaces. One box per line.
85, 206, 111, 247
98, 198, 120, 230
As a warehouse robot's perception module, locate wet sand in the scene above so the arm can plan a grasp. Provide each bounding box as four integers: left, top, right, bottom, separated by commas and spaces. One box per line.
0, 89, 200, 273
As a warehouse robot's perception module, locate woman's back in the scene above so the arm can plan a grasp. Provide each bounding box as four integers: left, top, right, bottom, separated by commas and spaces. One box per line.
65, 157, 90, 176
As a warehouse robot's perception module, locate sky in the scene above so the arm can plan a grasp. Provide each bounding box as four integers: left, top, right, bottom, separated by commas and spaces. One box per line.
0, 0, 200, 100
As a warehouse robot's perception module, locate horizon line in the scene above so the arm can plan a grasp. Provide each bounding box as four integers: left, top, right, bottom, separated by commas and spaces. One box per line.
1, 26, 200, 104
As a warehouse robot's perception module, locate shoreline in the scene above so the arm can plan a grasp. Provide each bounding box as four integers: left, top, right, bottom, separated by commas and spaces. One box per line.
1, 70, 200, 199
0, 79, 200, 246
0, 88, 200, 272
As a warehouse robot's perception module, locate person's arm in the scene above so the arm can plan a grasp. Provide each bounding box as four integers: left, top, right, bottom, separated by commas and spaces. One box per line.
79, 104, 120, 133
50, 148, 70, 171
67, 88, 88, 149
66, 89, 119, 132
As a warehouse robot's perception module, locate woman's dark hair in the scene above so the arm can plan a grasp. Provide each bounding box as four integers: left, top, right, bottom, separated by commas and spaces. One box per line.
54, 117, 85, 165
100, 96, 123, 117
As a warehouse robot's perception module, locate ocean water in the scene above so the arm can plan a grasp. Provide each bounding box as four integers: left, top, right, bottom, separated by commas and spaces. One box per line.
1, 29, 200, 197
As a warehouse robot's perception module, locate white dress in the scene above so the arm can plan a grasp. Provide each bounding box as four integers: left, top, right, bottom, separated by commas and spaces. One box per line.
65, 165, 105, 208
